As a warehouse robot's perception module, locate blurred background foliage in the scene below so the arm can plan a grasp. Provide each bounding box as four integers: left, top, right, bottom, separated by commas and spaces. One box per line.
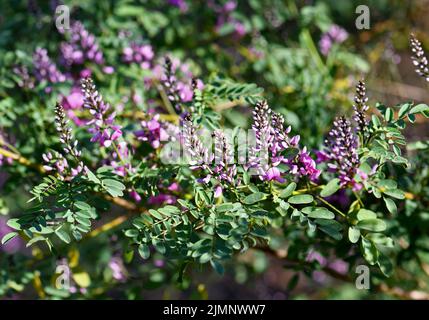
0, 0, 429, 299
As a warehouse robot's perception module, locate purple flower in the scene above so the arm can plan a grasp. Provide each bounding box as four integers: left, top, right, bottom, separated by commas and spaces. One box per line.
12, 65, 35, 89
43, 103, 86, 179
352, 80, 369, 136
160, 57, 203, 114
328, 25, 348, 43
182, 116, 237, 194
214, 185, 223, 198
148, 193, 176, 205
249, 101, 319, 182
108, 257, 127, 282
130, 189, 142, 202
324, 116, 360, 189
61, 87, 84, 110
32, 48, 66, 84
182, 115, 212, 169
81, 77, 122, 147
134, 112, 176, 149
122, 43, 154, 69
319, 24, 348, 56
60, 21, 104, 67
410, 34, 429, 82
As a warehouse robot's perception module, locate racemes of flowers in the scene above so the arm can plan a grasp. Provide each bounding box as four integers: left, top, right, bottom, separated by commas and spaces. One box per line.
122, 42, 154, 69
42, 103, 87, 179
159, 56, 204, 115
410, 33, 429, 82
60, 21, 104, 67
318, 80, 371, 190
323, 116, 361, 190
81, 77, 122, 148
33, 47, 66, 85
352, 79, 369, 139
319, 24, 348, 56
134, 110, 179, 149
249, 100, 320, 182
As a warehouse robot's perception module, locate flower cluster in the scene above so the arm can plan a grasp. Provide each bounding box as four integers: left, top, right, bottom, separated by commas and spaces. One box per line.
211, 0, 246, 38
32, 48, 66, 84
12, 65, 35, 89
324, 116, 360, 189
160, 57, 203, 114
122, 42, 154, 69
211, 130, 237, 197
249, 101, 320, 182
81, 77, 122, 147
108, 256, 127, 282
319, 25, 348, 56
410, 33, 429, 82
43, 103, 86, 178
134, 113, 170, 149
352, 80, 369, 136
60, 21, 104, 66
182, 115, 239, 197
182, 115, 212, 169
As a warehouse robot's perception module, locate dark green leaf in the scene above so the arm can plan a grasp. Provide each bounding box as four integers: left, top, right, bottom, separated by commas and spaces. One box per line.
288, 194, 313, 204
320, 178, 340, 197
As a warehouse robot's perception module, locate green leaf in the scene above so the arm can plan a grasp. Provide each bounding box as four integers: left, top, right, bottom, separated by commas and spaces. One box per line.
371, 115, 381, 127
138, 244, 150, 259
361, 238, 379, 265
320, 178, 340, 197
348, 226, 361, 243
383, 189, 405, 200
357, 209, 377, 220
1, 232, 18, 245
243, 171, 250, 185
377, 179, 397, 190
102, 179, 126, 197
279, 182, 296, 199
86, 170, 101, 184
125, 229, 139, 237
409, 103, 429, 115
383, 197, 397, 214
377, 253, 393, 277
148, 209, 163, 220
357, 219, 387, 232
366, 233, 394, 247
315, 219, 343, 240
6, 218, 21, 230
398, 103, 411, 118
74, 201, 91, 211
243, 192, 267, 204
210, 259, 224, 275
216, 203, 234, 213
305, 208, 335, 219
288, 194, 314, 205
55, 228, 71, 244
384, 107, 394, 122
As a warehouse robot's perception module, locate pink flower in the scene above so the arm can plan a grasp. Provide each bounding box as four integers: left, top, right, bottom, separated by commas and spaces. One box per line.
264, 167, 283, 182
214, 185, 223, 198
62, 88, 84, 110
103, 66, 115, 74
